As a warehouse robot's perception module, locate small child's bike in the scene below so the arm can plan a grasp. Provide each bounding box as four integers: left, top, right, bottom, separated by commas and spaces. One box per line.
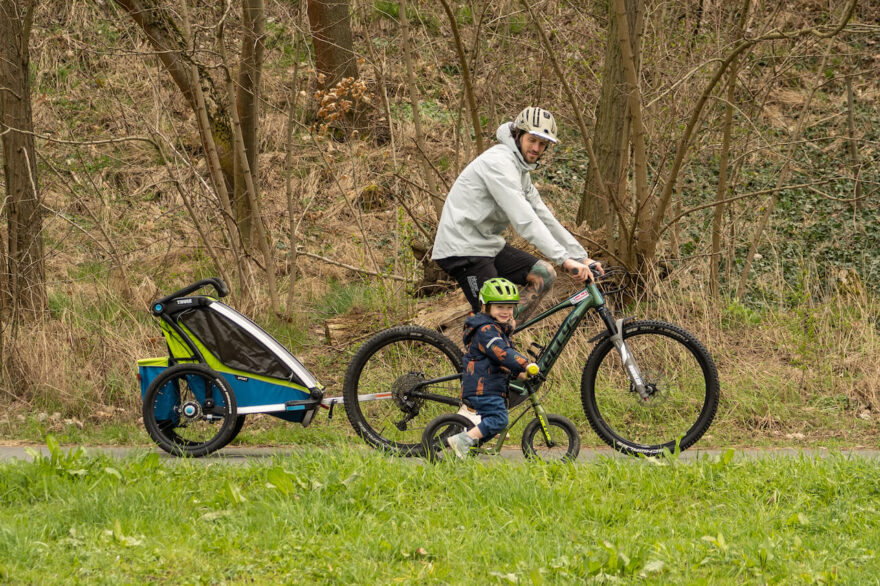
421, 365, 581, 462
343, 267, 720, 458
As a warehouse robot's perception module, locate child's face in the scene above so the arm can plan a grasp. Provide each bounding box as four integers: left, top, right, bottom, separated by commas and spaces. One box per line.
488, 303, 516, 324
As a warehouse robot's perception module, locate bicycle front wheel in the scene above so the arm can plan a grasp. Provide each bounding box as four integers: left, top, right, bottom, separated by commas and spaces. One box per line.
581, 320, 719, 457
342, 326, 463, 456
521, 414, 580, 462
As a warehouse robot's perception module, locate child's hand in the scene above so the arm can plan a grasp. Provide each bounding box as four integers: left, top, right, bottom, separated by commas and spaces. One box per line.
517, 363, 539, 380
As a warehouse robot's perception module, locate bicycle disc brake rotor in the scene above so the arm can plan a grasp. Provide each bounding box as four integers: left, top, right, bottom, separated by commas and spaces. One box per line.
390, 372, 426, 413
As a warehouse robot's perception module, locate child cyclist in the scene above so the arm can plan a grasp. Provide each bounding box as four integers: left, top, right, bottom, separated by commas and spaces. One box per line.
447, 278, 538, 458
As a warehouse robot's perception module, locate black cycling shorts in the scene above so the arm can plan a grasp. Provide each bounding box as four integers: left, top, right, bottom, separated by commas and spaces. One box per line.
435, 244, 539, 312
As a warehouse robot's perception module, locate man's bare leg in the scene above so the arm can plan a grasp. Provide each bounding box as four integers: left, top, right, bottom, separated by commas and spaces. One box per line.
514, 260, 556, 321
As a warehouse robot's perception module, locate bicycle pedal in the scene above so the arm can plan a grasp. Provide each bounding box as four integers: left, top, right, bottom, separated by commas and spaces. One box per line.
527, 342, 545, 360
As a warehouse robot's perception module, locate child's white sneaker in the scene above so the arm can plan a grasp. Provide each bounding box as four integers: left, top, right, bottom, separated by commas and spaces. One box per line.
457, 404, 482, 426
446, 431, 474, 460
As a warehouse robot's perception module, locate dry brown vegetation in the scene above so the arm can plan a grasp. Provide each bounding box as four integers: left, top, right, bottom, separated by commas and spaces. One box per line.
0, 0, 878, 447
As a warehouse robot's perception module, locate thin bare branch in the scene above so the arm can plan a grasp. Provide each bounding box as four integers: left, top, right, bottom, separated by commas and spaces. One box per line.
296, 249, 408, 282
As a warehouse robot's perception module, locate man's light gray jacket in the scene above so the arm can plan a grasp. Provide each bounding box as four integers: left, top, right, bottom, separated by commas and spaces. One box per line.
432, 123, 587, 265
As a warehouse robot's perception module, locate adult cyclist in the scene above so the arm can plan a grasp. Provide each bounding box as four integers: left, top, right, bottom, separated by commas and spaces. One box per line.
432, 106, 603, 320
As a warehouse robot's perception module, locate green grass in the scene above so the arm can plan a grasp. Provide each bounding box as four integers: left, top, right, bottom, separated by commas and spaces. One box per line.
1, 441, 879, 583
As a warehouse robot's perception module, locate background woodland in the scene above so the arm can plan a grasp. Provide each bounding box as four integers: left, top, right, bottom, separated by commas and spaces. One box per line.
1, 0, 878, 447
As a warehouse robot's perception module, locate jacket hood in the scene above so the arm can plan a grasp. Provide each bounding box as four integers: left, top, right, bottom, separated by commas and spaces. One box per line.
496, 123, 537, 172
465, 312, 496, 330
464, 312, 511, 342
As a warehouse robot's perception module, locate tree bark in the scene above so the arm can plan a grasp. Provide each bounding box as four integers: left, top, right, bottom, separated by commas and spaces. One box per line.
1, 0, 46, 320
114, 0, 234, 181
235, 0, 265, 246
115, 0, 266, 256
845, 68, 862, 213
710, 0, 751, 298
577, 0, 642, 235
306, 0, 358, 91
612, 0, 648, 268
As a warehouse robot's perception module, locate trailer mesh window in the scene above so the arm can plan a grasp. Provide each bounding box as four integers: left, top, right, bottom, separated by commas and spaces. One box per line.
178, 308, 292, 380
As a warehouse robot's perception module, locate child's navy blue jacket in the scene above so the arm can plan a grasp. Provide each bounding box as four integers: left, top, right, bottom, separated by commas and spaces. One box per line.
461, 313, 530, 399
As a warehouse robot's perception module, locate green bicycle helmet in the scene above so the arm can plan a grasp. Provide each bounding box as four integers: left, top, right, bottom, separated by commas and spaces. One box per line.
478, 278, 520, 305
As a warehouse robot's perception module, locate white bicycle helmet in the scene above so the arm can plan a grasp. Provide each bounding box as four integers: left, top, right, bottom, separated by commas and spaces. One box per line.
513, 107, 559, 144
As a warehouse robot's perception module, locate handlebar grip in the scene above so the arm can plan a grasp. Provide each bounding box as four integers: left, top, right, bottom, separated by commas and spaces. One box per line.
153, 277, 228, 308
526, 363, 540, 377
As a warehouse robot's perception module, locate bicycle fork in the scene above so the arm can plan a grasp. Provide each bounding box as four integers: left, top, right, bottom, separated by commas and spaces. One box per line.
598, 308, 651, 401
530, 398, 557, 446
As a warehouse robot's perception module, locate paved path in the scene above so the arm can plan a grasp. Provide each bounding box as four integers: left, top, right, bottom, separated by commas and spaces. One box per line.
1, 444, 878, 463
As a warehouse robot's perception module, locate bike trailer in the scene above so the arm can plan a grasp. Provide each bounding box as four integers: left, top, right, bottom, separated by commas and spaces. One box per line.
137, 278, 327, 456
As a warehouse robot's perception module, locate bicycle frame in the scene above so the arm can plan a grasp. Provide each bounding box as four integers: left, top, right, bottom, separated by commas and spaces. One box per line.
409, 279, 650, 404
472, 390, 555, 455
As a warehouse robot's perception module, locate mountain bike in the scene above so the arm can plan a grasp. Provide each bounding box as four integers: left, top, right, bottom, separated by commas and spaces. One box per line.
342, 268, 720, 458
421, 365, 581, 463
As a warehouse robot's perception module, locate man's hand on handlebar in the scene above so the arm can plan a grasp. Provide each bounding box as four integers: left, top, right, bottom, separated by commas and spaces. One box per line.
562, 258, 604, 283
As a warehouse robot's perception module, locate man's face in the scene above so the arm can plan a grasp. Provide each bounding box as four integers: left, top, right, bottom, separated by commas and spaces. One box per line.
519, 133, 549, 164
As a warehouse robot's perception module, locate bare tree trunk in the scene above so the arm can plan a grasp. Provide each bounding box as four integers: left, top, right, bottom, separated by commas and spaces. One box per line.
217, 16, 280, 315
235, 0, 265, 247
113, 1, 235, 184
307, 0, 358, 91
845, 68, 862, 213
285, 35, 302, 318
518, 0, 614, 257
438, 0, 484, 153
180, 1, 250, 300
710, 0, 750, 298
115, 0, 265, 296
613, 0, 648, 268
578, 0, 642, 233
0, 0, 46, 321
112, 0, 267, 248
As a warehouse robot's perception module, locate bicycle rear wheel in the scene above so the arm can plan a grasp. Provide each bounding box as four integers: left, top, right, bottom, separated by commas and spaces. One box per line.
581, 320, 719, 457
342, 326, 463, 456
422, 414, 475, 463
521, 414, 580, 462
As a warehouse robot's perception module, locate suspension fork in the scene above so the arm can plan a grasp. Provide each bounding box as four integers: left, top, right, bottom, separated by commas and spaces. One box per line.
596, 307, 650, 400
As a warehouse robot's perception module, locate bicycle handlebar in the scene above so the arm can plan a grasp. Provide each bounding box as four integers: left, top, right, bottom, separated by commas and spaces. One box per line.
153, 277, 228, 307
568, 261, 603, 283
